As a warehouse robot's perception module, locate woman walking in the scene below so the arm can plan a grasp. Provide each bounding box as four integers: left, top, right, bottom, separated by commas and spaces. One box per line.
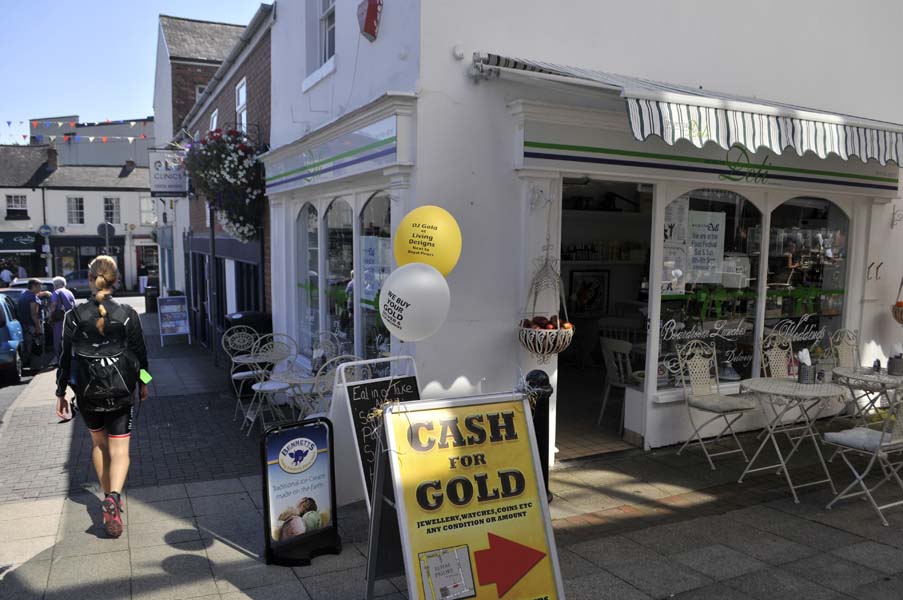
55, 256, 148, 538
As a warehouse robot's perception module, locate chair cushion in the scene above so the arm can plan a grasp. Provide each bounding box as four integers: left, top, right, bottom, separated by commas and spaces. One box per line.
232, 370, 265, 381
252, 381, 291, 393
689, 393, 758, 413
824, 427, 888, 452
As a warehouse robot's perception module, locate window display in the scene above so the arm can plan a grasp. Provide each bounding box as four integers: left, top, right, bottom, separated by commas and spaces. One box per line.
359, 194, 391, 360
296, 204, 319, 358
658, 189, 761, 388
325, 198, 353, 351
765, 197, 848, 366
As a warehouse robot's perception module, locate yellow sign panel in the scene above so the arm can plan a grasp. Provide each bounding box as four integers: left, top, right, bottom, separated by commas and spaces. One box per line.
385, 394, 563, 600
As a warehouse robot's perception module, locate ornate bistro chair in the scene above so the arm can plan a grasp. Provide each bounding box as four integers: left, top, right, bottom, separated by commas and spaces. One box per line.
221, 325, 261, 421
824, 392, 903, 526
242, 335, 293, 435
309, 354, 366, 417
829, 328, 883, 424
598, 337, 633, 434
761, 332, 795, 379
675, 340, 757, 470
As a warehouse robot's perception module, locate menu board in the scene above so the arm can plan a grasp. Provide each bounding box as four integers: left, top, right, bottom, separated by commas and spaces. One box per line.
158, 296, 190, 345
663, 196, 689, 244
688, 210, 726, 284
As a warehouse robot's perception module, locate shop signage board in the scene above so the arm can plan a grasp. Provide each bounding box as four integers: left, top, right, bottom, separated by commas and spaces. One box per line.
0, 232, 36, 253
261, 417, 341, 566
157, 296, 191, 346
370, 393, 564, 600
337, 355, 420, 512
149, 150, 188, 197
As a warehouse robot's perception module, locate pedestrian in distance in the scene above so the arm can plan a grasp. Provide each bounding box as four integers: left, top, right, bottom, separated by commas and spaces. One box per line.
17, 278, 49, 370
55, 256, 149, 538
0, 263, 12, 286
49, 276, 76, 367
17, 264, 26, 279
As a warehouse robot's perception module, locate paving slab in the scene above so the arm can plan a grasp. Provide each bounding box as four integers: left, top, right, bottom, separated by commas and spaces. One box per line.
782, 552, 885, 593
186, 478, 247, 498
299, 565, 396, 600
672, 582, 758, 600
724, 567, 845, 600
0, 514, 61, 541
220, 579, 312, 600
291, 544, 366, 578
130, 540, 219, 600
0, 535, 55, 566
831, 540, 903, 575
44, 550, 131, 600
849, 573, 903, 600
672, 544, 767, 581
52, 526, 130, 558
190, 491, 256, 517
128, 496, 195, 524
563, 569, 653, 600
206, 537, 298, 595
0, 560, 52, 600
127, 517, 202, 549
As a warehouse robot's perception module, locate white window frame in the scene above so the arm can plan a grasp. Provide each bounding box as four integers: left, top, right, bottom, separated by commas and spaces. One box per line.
5, 194, 28, 219
67, 197, 84, 225
103, 197, 121, 224
209, 109, 218, 132
320, 0, 336, 65
195, 85, 206, 101
235, 78, 247, 133
205, 201, 211, 228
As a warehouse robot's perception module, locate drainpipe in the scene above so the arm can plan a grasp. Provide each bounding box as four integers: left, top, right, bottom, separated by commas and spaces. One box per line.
41, 187, 52, 276
209, 204, 218, 366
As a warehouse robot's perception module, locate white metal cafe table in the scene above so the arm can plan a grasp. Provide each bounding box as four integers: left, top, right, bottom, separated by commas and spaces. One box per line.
832, 367, 903, 424
738, 377, 844, 503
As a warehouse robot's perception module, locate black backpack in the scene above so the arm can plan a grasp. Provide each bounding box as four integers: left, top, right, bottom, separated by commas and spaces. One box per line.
70, 301, 140, 411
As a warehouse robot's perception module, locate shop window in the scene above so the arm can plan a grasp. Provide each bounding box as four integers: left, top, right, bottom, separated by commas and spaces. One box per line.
67, 197, 84, 225
296, 204, 320, 358
765, 197, 849, 365
140, 197, 157, 226
325, 198, 353, 351
209, 109, 218, 132
360, 193, 391, 360
658, 189, 762, 389
104, 197, 120, 224
5, 195, 28, 220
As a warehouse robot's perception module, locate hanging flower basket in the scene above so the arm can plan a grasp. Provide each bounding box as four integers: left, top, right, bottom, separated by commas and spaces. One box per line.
183, 129, 265, 243
893, 275, 903, 325
518, 260, 574, 363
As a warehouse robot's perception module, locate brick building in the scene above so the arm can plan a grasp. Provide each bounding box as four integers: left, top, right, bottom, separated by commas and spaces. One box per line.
176, 4, 274, 352
152, 13, 245, 295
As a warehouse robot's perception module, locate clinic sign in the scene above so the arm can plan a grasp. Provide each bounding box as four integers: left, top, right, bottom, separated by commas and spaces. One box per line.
384, 394, 563, 600
149, 150, 188, 197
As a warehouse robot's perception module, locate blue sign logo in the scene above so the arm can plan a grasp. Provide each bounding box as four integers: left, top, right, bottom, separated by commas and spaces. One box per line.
37, 224, 52, 237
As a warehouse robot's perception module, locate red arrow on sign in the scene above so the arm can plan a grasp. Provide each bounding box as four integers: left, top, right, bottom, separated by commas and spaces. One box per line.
474, 533, 546, 597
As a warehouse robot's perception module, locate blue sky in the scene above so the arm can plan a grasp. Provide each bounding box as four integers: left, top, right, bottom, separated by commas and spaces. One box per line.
0, 0, 262, 145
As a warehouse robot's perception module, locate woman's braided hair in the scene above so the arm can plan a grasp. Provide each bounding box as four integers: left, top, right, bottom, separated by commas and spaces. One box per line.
88, 255, 118, 336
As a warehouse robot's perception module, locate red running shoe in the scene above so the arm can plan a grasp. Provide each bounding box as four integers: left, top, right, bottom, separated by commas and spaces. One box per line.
101, 495, 123, 538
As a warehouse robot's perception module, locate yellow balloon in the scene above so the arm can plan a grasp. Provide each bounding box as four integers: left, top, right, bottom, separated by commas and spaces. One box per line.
393, 205, 462, 276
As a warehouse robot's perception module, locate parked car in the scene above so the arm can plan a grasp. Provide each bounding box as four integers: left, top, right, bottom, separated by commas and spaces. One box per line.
0, 293, 24, 384
63, 270, 92, 297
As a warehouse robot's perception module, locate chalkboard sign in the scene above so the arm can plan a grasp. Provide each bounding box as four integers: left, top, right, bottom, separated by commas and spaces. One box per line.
261, 417, 341, 567
347, 374, 420, 501
158, 296, 191, 346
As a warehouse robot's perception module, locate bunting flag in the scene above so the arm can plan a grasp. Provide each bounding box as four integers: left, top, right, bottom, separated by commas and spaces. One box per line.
127, 136, 134, 143
69, 121, 75, 127
88, 136, 95, 143
48, 135, 56, 142
101, 136, 108, 143
129, 121, 136, 127
5, 121, 9, 127
2, 130, 152, 144
21, 134, 26, 140
31, 120, 37, 128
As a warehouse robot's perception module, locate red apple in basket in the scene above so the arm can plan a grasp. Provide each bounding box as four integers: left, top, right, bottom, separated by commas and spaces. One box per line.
531, 324, 542, 330
533, 316, 549, 327
545, 323, 556, 330
520, 319, 532, 328
562, 322, 574, 330
896, 301, 903, 308
550, 315, 560, 326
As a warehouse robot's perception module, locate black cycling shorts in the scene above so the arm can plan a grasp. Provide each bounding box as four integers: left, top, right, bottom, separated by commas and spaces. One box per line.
81, 406, 133, 438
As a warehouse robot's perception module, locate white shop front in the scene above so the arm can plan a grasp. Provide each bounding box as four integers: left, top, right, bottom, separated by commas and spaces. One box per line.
264, 58, 901, 470
472, 54, 901, 456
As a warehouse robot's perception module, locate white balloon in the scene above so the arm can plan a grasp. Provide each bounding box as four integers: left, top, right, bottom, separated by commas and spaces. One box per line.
379, 263, 450, 342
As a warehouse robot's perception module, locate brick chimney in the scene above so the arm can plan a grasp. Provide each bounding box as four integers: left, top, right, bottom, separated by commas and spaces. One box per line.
46, 147, 58, 171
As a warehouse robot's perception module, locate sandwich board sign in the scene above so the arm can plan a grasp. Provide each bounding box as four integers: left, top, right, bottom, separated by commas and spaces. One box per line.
158, 296, 190, 346
261, 417, 341, 566
338, 355, 420, 512
368, 392, 564, 600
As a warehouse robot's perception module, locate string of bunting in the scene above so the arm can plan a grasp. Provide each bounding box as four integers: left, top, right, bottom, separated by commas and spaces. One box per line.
2, 132, 150, 143
4, 119, 150, 129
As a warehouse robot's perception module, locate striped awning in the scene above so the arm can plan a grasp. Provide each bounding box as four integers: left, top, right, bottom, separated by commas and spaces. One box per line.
474, 53, 903, 166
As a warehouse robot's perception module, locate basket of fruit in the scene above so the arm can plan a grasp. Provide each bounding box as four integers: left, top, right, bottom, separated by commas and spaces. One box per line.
894, 276, 903, 325
518, 257, 574, 363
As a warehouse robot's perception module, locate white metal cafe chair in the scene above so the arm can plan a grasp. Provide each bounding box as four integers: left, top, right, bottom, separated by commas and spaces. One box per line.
830, 328, 885, 424
221, 325, 261, 421
242, 336, 293, 435
598, 337, 633, 434
824, 391, 903, 526
761, 332, 795, 379
676, 340, 757, 470
309, 354, 365, 417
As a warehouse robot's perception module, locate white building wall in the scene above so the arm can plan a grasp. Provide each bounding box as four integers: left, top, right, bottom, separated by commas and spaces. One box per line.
268, 0, 421, 148
0, 188, 46, 231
